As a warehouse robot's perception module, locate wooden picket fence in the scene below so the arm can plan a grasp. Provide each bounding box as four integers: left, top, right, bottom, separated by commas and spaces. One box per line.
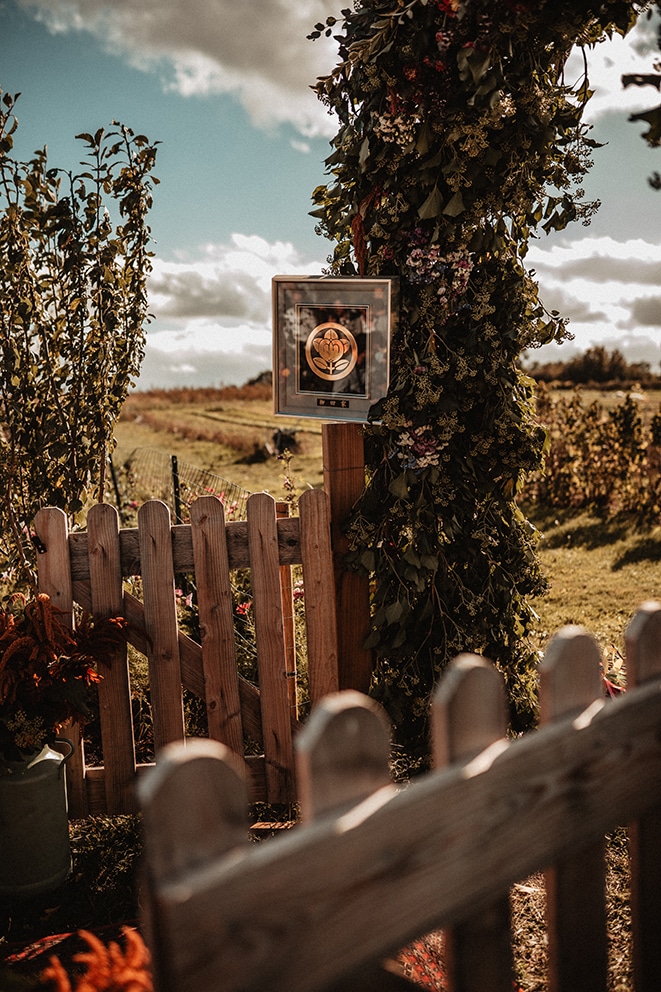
33, 488, 341, 816
139, 605, 661, 992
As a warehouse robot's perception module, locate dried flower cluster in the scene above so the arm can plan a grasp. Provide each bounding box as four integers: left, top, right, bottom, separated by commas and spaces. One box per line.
0, 593, 127, 761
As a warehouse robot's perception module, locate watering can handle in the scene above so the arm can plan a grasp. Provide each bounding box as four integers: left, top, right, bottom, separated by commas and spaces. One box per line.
54, 738, 75, 764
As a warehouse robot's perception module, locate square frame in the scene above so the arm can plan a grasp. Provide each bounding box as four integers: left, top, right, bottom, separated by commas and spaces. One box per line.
272, 275, 397, 422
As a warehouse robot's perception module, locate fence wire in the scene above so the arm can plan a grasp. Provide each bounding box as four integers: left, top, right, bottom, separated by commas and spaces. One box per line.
121, 447, 251, 521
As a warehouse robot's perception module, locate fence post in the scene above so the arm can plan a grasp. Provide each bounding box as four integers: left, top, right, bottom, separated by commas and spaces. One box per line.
138, 500, 186, 753
432, 654, 513, 992
276, 501, 298, 720
322, 422, 372, 693
625, 601, 661, 992
190, 496, 244, 754
138, 739, 250, 992
34, 506, 88, 818
539, 626, 608, 992
171, 454, 183, 523
87, 502, 136, 813
247, 493, 295, 803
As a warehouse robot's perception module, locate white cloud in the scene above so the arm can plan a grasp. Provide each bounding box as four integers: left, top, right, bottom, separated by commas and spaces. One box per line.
141, 232, 325, 388
526, 235, 661, 365
18, 0, 340, 137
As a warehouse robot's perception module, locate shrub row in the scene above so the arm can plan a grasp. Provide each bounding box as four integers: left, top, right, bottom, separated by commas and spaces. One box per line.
522, 386, 661, 519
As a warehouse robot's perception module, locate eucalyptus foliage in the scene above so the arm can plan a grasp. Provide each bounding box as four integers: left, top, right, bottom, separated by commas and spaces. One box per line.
310, 0, 649, 747
0, 91, 158, 588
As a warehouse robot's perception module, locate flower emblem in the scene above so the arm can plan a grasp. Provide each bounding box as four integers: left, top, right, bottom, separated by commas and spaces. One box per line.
305, 322, 358, 381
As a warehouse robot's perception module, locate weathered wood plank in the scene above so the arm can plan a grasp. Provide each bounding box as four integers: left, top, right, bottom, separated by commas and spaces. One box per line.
299, 488, 339, 707
68, 516, 304, 579
138, 501, 185, 752
432, 655, 513, 992
34, 507, 88, 818
145, 679, 661, 992
248, 493, 295, 803
190, 497, 244, 753
322, 422, 372, 693
540, 627, 608, 992
87, 503, 136, 814
276, 502, 298, 720
296, 691, 391, 823
625, 601, 661, 992
138, 739, 250, 992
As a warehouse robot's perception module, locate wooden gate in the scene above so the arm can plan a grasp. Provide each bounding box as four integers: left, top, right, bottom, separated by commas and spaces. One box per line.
139, 604, 661, 992
34, 488, 339, 816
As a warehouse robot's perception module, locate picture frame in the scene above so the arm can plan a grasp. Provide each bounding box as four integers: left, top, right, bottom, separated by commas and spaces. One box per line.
272, 275, 397, 423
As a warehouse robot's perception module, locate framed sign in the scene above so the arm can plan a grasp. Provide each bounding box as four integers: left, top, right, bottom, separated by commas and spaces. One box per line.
272, 276, 397, 422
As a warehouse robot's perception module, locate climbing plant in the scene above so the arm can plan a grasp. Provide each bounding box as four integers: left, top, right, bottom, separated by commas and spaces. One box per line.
310, 0, 649, 751
0, 90, 158, 589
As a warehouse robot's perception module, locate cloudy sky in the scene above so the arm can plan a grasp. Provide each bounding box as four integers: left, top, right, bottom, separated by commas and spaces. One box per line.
2, 0, 660, 388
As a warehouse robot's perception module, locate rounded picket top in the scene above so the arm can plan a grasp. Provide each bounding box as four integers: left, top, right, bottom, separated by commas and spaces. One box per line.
138, 738, 249, 882
625, 600, 661, 688
432, 654, 507, 767
539, 625, 603, 723
296, 690, 391, 821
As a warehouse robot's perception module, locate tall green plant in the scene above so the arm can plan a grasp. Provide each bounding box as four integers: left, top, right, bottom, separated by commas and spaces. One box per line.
310, 0, 648, 750
0, 91, 158, 588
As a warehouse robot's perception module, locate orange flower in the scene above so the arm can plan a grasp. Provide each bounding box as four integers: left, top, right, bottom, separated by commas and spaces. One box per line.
41, 928, 153, 992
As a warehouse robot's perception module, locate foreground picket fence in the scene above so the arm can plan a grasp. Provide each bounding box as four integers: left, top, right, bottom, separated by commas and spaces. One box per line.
34, 489, 340, 816
139, 604, 661, 992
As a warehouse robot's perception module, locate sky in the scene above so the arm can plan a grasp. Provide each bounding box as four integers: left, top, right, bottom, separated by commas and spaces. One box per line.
1, 0, 660, 389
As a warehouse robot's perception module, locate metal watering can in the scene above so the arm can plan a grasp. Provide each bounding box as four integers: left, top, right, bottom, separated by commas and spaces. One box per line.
0, 738, 74, 898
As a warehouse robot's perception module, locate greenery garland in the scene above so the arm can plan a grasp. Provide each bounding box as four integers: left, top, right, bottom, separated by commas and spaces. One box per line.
310, 0, 649, 751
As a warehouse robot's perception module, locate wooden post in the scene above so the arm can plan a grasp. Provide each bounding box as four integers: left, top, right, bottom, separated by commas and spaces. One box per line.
87, 503, 136, 814
276, 501, 298, 720
322, 422, 372, 693
625, 601, 661, 992
432, 654, 514, 992
540, 626, 608, 992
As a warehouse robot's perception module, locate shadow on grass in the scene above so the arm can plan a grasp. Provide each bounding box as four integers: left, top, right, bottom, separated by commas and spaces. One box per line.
525, 505, 632, 551
612, 536, 661, 571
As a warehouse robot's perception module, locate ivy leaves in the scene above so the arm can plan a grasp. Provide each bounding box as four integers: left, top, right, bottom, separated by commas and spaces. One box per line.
309, 1, 646, 747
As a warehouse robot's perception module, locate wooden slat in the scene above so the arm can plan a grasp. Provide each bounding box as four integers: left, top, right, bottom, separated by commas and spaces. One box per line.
34, 507, 88, 818
248, 492, 295, 803
276, 502, 298, 720
87, 503, 136, 813
143, 679, 661, 992
539, 627, 608, 992
299, 489, 339, 707
625, 601, 661, 992
190, 496, 244, 753
138, 739, 250, 992
296, 690, 391, 823
67, 516, 305, 580
297, 690, 407, 990
322, 422, 373, 693
432, 655, 513, 992
138, 500, 186, 752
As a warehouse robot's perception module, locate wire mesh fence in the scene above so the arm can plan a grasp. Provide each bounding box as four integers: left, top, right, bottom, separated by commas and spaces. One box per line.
116, 447, 251, 522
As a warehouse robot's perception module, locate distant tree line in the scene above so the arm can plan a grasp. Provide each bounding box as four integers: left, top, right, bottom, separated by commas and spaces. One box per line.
522, 346, 661, 387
